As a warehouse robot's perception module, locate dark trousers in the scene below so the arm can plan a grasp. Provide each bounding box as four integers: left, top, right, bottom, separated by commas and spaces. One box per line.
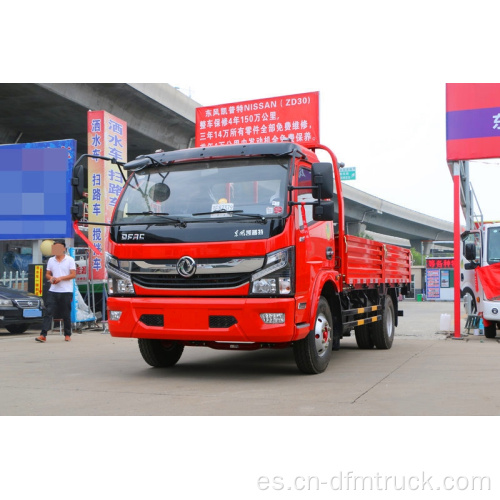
41, 291, 73, 336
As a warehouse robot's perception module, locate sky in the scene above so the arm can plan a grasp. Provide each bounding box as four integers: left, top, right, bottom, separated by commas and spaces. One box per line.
3, 0, 499, 495
164, 0, 500, 225
5, 1, 500, 224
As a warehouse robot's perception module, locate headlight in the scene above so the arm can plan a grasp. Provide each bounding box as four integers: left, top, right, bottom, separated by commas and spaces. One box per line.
250, 247, 294, 296
106, 253, 135, 295
0, 299, 13, 307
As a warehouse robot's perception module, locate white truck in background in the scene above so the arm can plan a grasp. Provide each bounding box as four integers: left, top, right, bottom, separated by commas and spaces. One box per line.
461, 222, 500, 338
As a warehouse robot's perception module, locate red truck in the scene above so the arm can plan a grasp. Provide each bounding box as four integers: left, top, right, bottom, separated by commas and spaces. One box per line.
74, 141, 411, 373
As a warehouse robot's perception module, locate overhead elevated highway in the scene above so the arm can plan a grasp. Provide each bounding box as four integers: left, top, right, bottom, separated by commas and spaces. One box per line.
341, 183, 453, 252
0, 83, 196, 159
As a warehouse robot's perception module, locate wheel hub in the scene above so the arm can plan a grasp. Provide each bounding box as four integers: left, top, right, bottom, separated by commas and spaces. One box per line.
314, 314, 331, 355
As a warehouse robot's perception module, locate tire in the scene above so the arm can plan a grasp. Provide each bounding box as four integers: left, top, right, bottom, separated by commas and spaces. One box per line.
484, 323, 497, 339
355, 324, 374, 349
331, 333, 341, 351
293, 297, 333, 374
138, 339, 184, 367
369, 295, 395, 349
5, 323, 30, 334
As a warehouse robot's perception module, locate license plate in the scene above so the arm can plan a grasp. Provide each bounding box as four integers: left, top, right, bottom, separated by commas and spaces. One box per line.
23, 309, 42, 318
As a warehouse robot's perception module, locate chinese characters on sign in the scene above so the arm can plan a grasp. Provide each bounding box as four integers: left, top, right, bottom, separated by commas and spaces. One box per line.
75, 260, 89, 285
426, 258, 454, 269
87, 111, 127, 280
493, 113, 500, 130
195, 92, 320, 148
34, 265, 44, 296
426, 269, 441, 299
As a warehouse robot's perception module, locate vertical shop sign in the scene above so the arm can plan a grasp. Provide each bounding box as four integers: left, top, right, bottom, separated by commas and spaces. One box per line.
34, 265, 44, 296
195, 92, 320, 148
87, 111, 127, 280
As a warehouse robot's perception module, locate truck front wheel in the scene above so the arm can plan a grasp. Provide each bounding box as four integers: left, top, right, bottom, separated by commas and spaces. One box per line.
293, 297, 333, 374
138, 339, 184, 367
369, 295, 395, 349
484, 322, 497, 338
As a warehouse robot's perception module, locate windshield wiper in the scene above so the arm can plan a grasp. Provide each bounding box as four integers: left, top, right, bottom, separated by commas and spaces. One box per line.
192, 209, 267, 224
126, 211, 186, 227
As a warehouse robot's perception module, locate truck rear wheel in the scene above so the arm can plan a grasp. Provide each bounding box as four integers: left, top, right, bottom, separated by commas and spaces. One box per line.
138, 339, 184, 367
355, 324, 374, 349
293, 297, 333, 374
369, 295, 395, 349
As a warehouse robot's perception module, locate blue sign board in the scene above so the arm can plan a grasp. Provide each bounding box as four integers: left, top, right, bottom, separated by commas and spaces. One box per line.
340, 166, 356, 181
0, 139, 76, 240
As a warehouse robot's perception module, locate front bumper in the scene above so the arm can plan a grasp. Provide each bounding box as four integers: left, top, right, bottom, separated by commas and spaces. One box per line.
482, 299, 500, 323
107, 296, 303, 343
0, 306, 44, 327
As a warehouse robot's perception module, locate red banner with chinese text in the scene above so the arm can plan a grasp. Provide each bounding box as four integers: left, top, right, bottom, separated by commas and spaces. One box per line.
195, 92, 320, 148
87, 111, 127, 281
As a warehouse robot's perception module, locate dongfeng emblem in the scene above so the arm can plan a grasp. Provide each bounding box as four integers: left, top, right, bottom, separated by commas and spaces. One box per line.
177, 256, 196, 278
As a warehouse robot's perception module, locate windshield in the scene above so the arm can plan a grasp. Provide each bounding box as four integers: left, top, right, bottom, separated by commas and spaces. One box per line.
113, 158, 289, 224
486, 226, 500, 264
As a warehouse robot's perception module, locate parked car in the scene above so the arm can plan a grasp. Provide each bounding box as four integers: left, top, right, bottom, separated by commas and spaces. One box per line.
0, 285, 45, 334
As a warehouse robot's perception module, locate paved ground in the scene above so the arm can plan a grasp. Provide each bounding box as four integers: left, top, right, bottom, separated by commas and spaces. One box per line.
1, 299, 499, 416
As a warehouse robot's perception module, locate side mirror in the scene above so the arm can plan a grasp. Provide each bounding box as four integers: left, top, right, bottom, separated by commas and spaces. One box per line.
464, 242, 476, 261
313, 200, 335, 221
311, 162, 334, 200
72, 163, 86, 199
464, 262, 478, 270
71, 200, 85, 221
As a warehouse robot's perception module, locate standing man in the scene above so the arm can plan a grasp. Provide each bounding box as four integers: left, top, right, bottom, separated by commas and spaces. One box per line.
36, 240, 77, 342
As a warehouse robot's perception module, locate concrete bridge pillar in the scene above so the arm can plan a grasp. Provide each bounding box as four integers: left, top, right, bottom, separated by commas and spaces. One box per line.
410, 239, 433, 256
347, 222, 366, 236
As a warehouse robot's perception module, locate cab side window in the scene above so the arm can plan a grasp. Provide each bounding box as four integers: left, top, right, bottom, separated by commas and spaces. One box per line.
297, 166, 315, 226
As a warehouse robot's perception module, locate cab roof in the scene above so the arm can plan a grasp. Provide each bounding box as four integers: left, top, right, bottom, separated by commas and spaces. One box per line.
124, 142, 318, 171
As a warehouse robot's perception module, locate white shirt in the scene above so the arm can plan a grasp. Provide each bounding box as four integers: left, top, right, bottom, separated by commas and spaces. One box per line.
47, 255, 76, 293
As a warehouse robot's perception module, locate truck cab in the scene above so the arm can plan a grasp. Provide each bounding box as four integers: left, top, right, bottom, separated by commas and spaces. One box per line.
461, 222, 500, 337
105, 143, 340, 372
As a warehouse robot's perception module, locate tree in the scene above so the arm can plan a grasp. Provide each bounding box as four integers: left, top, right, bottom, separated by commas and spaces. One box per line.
411, 247, 424, 266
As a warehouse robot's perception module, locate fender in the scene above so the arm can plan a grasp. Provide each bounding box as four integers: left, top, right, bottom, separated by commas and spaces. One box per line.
294, 268, 339, 341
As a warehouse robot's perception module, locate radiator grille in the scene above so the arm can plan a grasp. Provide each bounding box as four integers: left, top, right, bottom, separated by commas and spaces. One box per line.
132, 273, 250, 289
14, 299, 41, 309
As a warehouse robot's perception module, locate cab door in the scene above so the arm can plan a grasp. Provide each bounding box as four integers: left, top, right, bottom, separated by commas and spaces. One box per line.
294, 163, 335, 302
